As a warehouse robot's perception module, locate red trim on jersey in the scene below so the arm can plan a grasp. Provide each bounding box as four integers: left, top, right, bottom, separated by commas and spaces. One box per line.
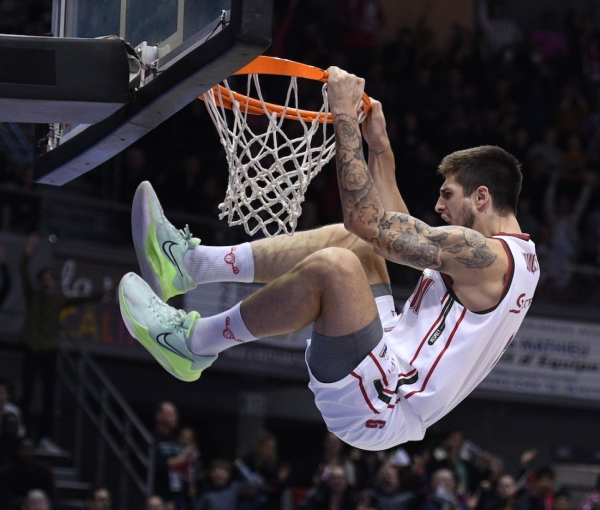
350, 371, 379, 414
398, 369, 417, 378
405, 308, 467, 399
472, 238, 515, 315
383, 388, 395, 395
368, 353, 389, 386
409, 307, 447, 365
494, 232, 530, 241
441, 291, 448, 305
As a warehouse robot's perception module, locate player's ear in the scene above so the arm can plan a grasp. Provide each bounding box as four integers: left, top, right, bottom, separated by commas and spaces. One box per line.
475, 185, 491, 209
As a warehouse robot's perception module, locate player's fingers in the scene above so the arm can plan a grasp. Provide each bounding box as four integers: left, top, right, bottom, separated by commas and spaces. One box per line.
357, 76, 366, 93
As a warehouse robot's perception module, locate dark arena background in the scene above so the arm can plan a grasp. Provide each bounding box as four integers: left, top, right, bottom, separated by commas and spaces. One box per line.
1, 0, 600, 509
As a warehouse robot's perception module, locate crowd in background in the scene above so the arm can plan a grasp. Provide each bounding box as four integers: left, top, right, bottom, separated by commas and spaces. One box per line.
2, 0, 600, 305
3, 394, 600, 510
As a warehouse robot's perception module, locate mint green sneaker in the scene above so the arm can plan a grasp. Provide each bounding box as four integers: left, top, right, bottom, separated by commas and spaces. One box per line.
119, 272, 216, 382
132, 181, 200, 301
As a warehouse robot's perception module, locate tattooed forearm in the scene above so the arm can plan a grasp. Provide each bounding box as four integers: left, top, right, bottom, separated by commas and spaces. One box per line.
334, 113, 381, 222
375, 215, 499, 272
385, 227, 441, 269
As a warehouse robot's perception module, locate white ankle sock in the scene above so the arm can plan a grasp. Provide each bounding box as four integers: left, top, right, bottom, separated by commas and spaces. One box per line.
184, 243, 254, 284
186, 302, 258, 356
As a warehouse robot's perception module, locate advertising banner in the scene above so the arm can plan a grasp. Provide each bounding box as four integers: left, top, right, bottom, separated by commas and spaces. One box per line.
478, 316, 600, 402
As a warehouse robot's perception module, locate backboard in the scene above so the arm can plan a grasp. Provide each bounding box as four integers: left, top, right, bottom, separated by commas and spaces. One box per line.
31, 0, 273, 185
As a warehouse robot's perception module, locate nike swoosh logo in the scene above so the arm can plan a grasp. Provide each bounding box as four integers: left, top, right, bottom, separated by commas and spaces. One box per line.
162, 241, 183, 277
156, 333, 192, 361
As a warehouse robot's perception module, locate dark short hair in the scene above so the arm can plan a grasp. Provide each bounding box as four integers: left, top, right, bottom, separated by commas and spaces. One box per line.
86, 486, 110, 500
535, 466, 555, 480
154, 400, 175, 414
210, 458, 232, 472
554, 489, 570, 499
438, 145, 522, 216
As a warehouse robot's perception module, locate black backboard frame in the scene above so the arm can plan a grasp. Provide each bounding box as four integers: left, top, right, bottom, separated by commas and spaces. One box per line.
34, 0, 272, 185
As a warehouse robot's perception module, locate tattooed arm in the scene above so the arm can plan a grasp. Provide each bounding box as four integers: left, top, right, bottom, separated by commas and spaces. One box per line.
362, 100, 409, 214
328, 67, 507, 292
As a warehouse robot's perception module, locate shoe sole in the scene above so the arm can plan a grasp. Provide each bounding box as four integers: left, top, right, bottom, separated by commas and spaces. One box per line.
119, 274, 201, 382
132, 182, 165, 300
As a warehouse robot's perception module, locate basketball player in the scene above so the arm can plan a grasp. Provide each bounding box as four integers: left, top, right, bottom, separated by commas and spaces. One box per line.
118, 67, 539, 450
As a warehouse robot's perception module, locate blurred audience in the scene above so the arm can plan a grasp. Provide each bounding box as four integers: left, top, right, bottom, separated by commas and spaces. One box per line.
195, 458, 262, 510
19, 233, 107, 446
238, 429, 291, 510
579, 475, 600, 510
84, 487, 112, 510
146, 495, 166, 510
0, 379, 25, 438
152, 401, 187, 510
299, 464, 357, 510
21, 489, 51, 510
0, 438, 55, 510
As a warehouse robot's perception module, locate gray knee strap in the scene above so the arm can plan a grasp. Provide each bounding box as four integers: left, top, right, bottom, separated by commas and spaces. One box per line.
308, 315, 383, 383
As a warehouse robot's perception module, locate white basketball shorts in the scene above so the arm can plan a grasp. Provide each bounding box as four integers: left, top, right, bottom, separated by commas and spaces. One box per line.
306, 295, 426, 451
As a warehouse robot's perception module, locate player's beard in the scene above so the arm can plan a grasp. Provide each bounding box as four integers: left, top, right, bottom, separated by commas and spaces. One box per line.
459, 204, 475, 229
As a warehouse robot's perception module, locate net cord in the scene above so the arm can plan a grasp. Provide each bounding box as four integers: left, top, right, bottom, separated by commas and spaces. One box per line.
202, 74, 336, 237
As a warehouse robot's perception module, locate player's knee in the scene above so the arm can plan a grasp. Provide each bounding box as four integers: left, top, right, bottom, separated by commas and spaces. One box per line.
302, 247, 363, 285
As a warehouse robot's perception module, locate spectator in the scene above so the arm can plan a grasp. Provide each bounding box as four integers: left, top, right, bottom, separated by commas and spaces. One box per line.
483, 474, 526, 510
0, 378, 25, 438
523, 467, 555, 510
0, 438, 55, 510
239, 429, 291, 510
352, 450, 383, 492
19, 233, 107, 446
526, 128, 564, 173
426, 430, 476, 495
152, 401, 186, 510
296, 432, 355, 489
423, 469, 469, 510
84, 487, 112, 510
478, 0, 523, 59
543, 172, 595, 291
195, 458, 262, 510
553, 491, 572, 510
167, 427, 201, 509
529, 12, 568, 64
21, 489, 51, 510
579, 475, 600, 510
146, 495, 166, 510
359, 460, 416, 510
554, 85, 589, 137
301, 464, 358, 510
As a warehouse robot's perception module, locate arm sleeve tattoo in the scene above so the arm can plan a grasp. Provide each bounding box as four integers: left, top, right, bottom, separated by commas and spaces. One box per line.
333, 113, 498, 272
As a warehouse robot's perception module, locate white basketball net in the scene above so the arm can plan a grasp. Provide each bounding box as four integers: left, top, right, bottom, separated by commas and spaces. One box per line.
202, 74, 336, 237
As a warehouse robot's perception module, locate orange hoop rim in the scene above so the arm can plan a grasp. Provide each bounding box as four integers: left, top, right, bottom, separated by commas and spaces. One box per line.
199, 56, 372, 124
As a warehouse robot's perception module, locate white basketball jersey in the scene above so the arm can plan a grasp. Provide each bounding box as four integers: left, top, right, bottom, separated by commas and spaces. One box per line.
386, 233, 540, 428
